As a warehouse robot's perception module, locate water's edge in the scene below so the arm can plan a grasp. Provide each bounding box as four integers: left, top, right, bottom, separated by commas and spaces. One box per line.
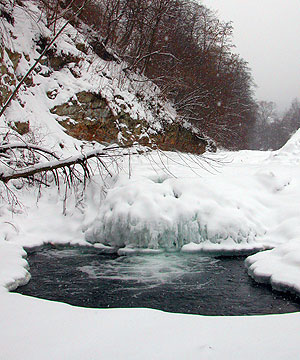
245, 258, 300, 300
14, 245, 300, 316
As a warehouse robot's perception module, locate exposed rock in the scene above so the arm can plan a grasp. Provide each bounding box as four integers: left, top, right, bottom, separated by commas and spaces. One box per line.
48, 52, 81, 71
51, 91, 111, 120
23, 74, 34, 87
35, 35, 82, 71
76, 91, 103, 104
8, 120, 30, 135
46, 89, 59, 100
50, 91, 207, 153
0, 85, 12, 107
75, 43, 88, 55
38, 57, 48, 66
89, 38, 118, 62
50, 91, 119, 142
0, 8, 14, 25
0, 64, 8, 75
0, 60, 15, 106
5, 48, 21, 70
155, 124, 206, 154
0, 46, 3, 62
59, 116, 119, 142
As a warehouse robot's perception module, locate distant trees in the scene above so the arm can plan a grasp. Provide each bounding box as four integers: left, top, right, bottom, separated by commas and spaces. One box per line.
283, 98, 300, 135
248, 99, 300, 150
249, 101, 278, 150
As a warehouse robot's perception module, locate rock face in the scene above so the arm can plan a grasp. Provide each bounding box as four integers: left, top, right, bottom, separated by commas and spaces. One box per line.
50, 91, 207, 153
50, 91, 119, 143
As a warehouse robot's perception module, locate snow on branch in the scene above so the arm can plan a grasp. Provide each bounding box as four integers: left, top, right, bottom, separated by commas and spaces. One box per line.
0, 149, 111, 183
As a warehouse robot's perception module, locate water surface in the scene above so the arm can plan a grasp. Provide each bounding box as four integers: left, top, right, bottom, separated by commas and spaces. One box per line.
16, 246, 300, 316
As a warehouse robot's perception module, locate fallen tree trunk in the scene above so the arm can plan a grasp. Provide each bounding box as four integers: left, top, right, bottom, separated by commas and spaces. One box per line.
0, 149, 111, 183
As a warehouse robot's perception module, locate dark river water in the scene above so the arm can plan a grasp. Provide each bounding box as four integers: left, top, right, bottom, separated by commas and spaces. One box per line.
15, 245, 300, 316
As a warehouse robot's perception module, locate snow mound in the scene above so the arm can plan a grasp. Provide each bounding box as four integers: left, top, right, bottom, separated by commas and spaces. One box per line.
0, 240, 30, 291
85, 173, 263, 250
246, 239, 300, 296
270, 128, 300, 163
85, 151, 275, 251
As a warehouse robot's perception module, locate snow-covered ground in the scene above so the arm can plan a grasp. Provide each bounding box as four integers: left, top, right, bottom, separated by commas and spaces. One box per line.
1, 2, 300, 358
1, 140, 300, 359
1, 291, 300, 360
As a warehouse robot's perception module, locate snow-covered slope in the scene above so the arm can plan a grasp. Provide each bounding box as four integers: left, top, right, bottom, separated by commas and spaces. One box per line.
0, 1, 206, 156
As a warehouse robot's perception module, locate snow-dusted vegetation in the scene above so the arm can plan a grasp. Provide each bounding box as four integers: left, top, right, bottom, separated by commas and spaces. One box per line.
1, 1, 300, 359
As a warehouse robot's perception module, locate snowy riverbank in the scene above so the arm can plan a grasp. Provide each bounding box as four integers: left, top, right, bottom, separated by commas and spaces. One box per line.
1, 292, 300, 360
1, 143, 300, 358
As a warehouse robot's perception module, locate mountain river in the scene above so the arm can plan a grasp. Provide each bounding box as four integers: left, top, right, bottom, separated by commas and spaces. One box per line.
15, 245, 300, 316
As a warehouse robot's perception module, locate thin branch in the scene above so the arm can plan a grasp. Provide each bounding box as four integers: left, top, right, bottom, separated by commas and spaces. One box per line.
0, 142, 59, 159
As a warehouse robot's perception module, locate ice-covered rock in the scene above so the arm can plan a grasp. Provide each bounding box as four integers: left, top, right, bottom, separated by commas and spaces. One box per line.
85, 152, 270, 251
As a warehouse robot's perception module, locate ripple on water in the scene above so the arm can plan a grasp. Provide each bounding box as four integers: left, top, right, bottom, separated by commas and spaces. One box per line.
15, 246, 300, 316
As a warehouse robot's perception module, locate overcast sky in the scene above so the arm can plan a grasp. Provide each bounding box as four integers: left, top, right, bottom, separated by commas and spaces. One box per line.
201, 0, 300, 112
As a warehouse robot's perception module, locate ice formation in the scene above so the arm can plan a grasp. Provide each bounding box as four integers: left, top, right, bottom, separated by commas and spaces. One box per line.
84, 151, 267, 252
85, 130, 300, 256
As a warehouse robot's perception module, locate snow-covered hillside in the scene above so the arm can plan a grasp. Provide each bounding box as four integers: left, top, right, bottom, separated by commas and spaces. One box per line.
0, 1, 207, 155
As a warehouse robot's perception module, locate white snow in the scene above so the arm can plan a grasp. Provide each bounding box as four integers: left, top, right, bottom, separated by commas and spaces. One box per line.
0, 2, 300, 359
84, 149, 296, 253
2, 139, 300, 360
0, 241, 30, 291
1, 292, 300, 360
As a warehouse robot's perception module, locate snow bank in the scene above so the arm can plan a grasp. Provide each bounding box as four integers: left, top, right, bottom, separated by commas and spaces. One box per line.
271, 127, 300, 163
246, 239, 300, 295
1, 292, 300, 360
85, 168, 265, 251
85, 147, 300, 253
0, 240, 30, 291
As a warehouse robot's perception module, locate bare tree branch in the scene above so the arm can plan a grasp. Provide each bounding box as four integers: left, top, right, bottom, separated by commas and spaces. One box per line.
0, 142, 60, 159
0, 149, 108, 183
